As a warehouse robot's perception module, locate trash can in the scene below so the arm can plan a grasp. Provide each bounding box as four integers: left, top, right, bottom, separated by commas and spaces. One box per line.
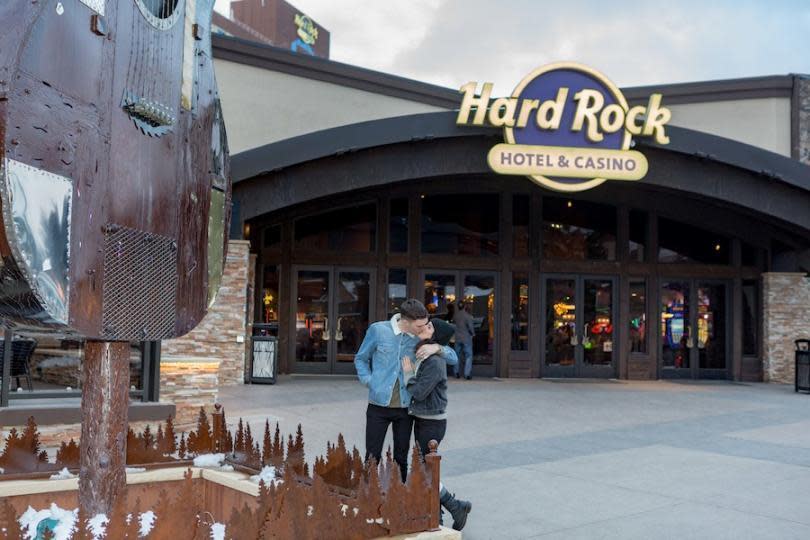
796, 339, 810, 393
251, 336, 277, 384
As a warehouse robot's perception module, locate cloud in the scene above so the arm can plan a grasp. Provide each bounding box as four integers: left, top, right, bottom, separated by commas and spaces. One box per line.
215, 0, 810, 92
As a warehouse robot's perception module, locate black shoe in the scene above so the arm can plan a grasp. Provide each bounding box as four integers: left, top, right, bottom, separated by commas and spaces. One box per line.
455, 373, 461, 379
440, 489, 471, 531
465, 376, 471, 380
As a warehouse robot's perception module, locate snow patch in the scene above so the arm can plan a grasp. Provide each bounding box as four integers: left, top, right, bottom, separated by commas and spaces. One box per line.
249, 465, 282, 486
88, 514, 108, 540
193, 453, 225, 468
49, 467, 76, 480
210, 522, 226, 540
19, 504, 77, 540
140, 511, 156, 537
125, 467, 146, 474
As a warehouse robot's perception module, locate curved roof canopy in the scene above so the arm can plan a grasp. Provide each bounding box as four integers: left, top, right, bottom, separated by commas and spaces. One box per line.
232, 111, 810, 234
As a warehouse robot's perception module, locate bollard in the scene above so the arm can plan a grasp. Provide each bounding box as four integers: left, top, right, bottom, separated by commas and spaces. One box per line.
425, 439, 442, 531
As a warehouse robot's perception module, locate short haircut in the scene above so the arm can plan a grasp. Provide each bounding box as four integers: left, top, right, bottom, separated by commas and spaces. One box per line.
399, 299, 428, 321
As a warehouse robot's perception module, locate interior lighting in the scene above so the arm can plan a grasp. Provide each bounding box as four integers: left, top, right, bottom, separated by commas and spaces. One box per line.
567, 201, 573, 208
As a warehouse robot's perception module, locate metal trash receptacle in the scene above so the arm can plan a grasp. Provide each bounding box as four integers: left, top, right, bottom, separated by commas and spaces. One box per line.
251, 336, 278, 384
796, 339, 810, 393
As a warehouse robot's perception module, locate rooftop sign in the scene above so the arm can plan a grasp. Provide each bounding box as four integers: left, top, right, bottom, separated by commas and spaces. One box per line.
456, 62, 671, 192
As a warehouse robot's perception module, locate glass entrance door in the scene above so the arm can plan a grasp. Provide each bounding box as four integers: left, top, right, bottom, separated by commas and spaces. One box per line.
660, 280, 728, 379
542, 275, 617, 378
293, 266, 373, 374
422, 271, 497, 377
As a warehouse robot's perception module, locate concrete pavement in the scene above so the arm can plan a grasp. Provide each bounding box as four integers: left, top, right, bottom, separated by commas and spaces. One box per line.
218, 377, 810, 539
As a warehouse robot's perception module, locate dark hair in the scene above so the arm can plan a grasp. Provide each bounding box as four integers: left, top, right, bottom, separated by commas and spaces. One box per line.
399, 299, 428, 321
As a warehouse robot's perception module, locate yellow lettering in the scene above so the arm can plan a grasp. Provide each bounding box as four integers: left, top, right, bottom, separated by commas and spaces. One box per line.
488, 97, 518, 127
516, 99, 539, 128
624, 105, 646, 135
536, 88, 569, 130
572, 89, 604, 142
642, 93, 671, 144
457, 82, 493, 126
599, 104, 625, 133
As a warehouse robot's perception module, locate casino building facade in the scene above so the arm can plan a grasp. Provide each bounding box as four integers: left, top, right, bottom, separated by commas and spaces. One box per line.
2, 35, 809, 437
218, 37, 810, 384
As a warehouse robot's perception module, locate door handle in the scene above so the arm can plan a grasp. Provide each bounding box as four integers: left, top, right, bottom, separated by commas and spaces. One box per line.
334, 317, 343, 342
571, 334, 579, 346
322, 316, 331, 341
686, 337, 694, 349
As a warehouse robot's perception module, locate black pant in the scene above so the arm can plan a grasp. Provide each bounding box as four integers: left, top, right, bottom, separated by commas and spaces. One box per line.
413, 417, 447, 460
365, 404, 413, 482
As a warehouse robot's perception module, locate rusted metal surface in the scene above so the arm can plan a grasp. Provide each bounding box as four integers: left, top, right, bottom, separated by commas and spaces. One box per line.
1, 408, 443, 538
78, 340, 130, 517
0, 0, 230, 340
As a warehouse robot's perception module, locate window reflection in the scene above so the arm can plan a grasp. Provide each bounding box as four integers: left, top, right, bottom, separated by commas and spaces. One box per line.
628, 210, 647, 262
658, 218, 729, 264
661, 282, 690, 369
295, 203, 376, 252
629, 281, 647, 353
542, 198, 616, 260
2, 334, 144, 395
421, 194, 499, 256
260, 265, 279, 336
511, 273, 529, 351
389, 198, 408, 253
388, 269, 407, 318
513, 195, 530, 258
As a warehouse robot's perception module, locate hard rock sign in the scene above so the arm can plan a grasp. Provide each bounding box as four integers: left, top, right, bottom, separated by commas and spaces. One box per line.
0, 0, 230, 515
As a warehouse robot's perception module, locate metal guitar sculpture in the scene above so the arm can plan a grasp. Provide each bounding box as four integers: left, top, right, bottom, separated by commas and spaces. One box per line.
0, 0, 229, 340
0, 0, 230, 515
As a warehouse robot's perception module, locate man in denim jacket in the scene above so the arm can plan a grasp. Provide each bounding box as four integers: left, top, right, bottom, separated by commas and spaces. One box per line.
355, 299, 457, 482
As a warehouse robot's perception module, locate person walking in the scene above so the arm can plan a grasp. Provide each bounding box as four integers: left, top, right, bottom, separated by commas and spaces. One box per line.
453, 300, 475, 379
402, 318, 472, 531
354, 299, 457, 482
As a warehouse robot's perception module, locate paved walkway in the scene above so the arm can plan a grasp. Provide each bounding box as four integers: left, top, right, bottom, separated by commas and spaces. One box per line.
218, 377, 810, 539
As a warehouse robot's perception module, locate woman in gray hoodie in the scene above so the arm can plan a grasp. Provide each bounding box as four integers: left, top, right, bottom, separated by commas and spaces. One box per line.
402, 318, 472, 531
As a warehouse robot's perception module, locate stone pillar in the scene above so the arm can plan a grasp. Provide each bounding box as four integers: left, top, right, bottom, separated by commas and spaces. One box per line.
162, 240, 251, 387
797, 76, 810, 165
762, 273, 810, 383
159, 358, 221, 427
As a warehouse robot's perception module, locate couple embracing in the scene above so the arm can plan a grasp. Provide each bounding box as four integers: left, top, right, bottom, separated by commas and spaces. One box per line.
354, 299, 472, 531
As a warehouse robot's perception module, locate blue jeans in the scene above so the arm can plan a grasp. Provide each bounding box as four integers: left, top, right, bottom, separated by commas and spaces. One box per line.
454, 342, 473, 378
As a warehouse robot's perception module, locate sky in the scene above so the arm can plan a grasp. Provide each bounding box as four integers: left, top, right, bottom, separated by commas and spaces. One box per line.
213, 0, 810, 95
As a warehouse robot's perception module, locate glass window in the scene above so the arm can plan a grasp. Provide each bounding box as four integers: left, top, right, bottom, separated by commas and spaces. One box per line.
389, 198, 408, 253
421, 194, 499, 256
742, 280, 758, 356
263, 225, 281, 250
2, 334, 145, 399
629, 281, 647, 353
464, 274, 496, 366
424, 273, 456, 318
388, 269, 408, 318
294, 203, 376, 252
628, 210, 647, 262
741, 242, 761, 268
259, 265, 279, 336
513, 195, 530, 258
511, 273, 529, 351
658, 217, 730, 264
542, 198, 616, 260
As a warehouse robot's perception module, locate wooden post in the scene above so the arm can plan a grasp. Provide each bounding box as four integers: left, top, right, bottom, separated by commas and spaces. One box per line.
425, 439, 441, 531
212, 403, 225, 453
79, 340, 130, 517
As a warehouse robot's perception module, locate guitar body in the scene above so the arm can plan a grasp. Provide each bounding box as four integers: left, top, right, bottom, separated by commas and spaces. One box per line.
0, 0, 230, 340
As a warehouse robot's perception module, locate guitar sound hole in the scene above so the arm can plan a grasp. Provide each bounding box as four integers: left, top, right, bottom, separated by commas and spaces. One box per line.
139, 0, 179, 20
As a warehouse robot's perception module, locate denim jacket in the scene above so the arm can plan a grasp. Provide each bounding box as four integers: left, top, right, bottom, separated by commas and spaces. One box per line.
354, 316, 458, 408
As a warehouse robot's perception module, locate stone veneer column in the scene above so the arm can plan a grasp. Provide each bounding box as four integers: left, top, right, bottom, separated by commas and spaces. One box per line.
798, 76, 810, 165
762, 272, 810, 383
162, 240, 251, 386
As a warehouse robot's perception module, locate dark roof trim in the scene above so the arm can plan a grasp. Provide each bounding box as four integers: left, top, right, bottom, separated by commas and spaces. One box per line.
212, 34, 803, 110
231, 111, 810, 195
212, 34, 460, 109
624, 75, 797, 105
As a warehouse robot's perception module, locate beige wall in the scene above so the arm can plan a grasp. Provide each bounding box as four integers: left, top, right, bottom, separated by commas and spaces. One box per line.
215, 59, 447, 154
667, 98, 791, 156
